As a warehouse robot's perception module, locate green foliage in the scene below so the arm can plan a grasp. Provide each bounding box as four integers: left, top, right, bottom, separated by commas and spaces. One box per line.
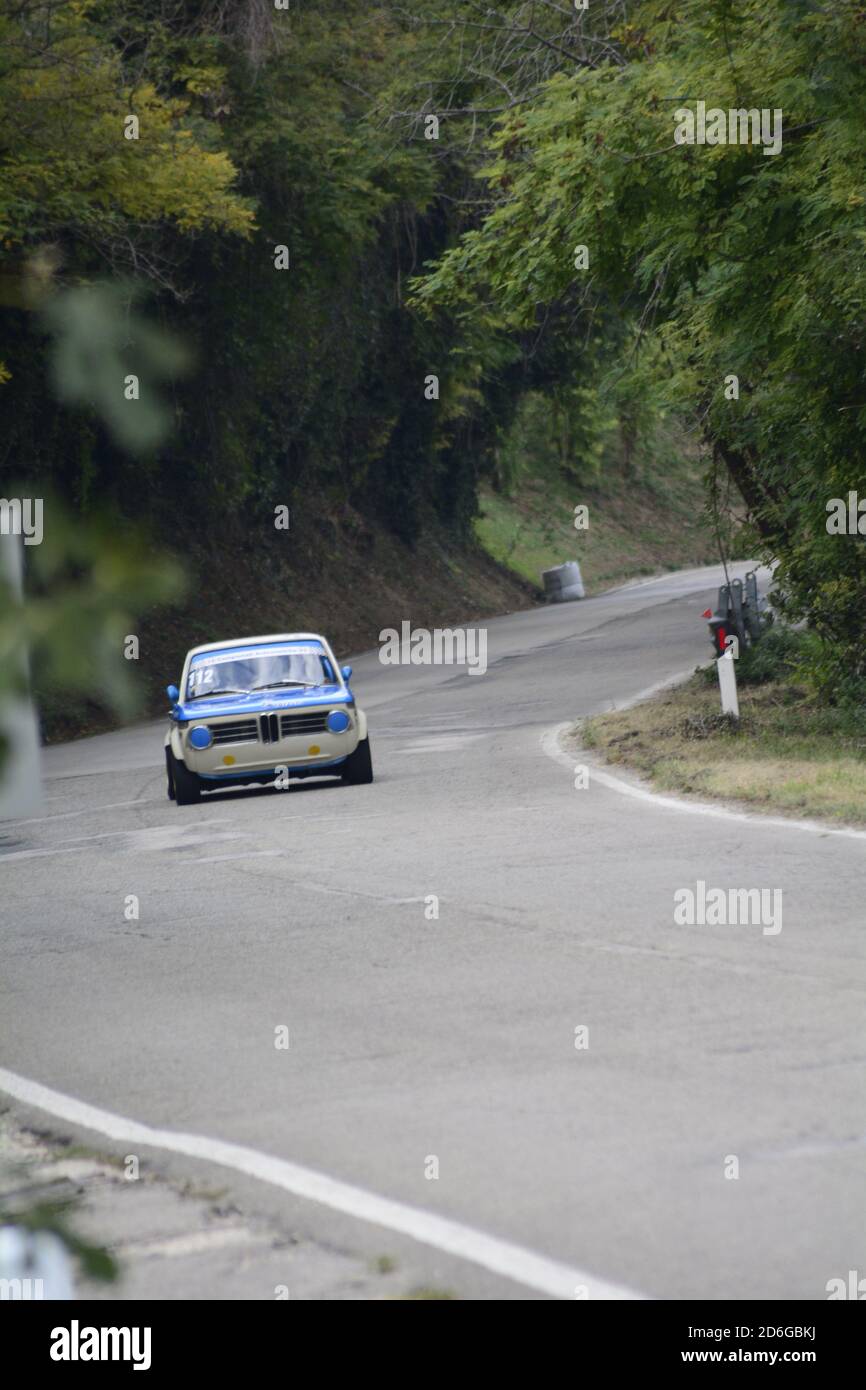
0, 0, 691, 561
0, 0, 514, 542
2, 1197, 118, 1283
0, 0, 254, 248
6, 0, 860, 706
735, 625, 810, 688
0, 496, 184, 774
44, 284, 192, 452
415, 0, 866, 696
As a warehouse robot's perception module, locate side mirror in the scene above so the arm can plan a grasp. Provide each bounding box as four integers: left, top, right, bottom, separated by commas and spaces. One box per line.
341, 665, 352, 682
166, 684, 180, 704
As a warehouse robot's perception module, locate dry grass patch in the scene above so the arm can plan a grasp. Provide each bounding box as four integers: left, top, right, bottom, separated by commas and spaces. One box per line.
579, 674, 866, 826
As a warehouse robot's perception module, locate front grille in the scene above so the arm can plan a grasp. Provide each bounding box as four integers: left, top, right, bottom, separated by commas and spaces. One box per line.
211, 719, 259, 746
280, 710, 329, 737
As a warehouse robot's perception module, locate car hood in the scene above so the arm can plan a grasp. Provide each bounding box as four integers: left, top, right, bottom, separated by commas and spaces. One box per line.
173, 684, 352, 721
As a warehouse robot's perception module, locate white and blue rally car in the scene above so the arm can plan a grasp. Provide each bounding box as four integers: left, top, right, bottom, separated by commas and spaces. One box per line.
164, 632, 372, 804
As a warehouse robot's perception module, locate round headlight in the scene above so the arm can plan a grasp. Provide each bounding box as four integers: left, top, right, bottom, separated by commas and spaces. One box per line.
326, 709, 350, 734
189, 725, 213, 750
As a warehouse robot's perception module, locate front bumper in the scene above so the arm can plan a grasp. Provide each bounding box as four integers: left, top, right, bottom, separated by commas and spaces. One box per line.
180, 727, 359, 779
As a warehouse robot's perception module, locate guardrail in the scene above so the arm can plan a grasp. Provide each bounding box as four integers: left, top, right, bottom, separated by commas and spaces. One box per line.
702, 569, 768, 656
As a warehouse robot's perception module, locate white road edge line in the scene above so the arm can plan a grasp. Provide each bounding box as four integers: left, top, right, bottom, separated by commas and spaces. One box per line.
542, 677, 866, 843
0, 1067, 644, 1302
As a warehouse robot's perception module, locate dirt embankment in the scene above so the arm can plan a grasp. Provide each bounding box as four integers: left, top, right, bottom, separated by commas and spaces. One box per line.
37, 504, 539, 744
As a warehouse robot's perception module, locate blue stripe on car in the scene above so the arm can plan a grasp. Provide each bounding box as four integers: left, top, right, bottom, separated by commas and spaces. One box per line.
173, 687, 353, 720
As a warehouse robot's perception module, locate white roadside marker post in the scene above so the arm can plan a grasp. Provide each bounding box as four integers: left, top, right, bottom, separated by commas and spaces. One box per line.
717, 648, 739, 719
0, 532, 44, 819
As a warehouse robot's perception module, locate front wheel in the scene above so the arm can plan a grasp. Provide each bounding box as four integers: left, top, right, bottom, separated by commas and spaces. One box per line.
171, 751, 202, 805
341, 737, 373, 785
165, 748, 176, 800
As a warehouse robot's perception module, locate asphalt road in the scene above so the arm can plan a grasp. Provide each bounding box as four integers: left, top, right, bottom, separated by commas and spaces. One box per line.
1, 563, 864, 1300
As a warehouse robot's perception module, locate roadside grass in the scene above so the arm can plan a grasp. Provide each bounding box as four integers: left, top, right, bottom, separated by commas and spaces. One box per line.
10, 1131, 126, 1170
579, 661, 866, 826
55, 1144, 126, 1170
474, 455, 718, 593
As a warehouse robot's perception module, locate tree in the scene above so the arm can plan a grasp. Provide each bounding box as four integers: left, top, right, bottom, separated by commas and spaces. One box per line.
414, 0, 866, 700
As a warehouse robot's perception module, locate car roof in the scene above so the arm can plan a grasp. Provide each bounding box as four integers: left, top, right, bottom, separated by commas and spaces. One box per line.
185, 633, 328, 658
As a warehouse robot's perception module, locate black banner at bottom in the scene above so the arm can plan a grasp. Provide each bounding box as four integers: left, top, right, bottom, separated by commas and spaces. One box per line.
4, 1299, 860, 1375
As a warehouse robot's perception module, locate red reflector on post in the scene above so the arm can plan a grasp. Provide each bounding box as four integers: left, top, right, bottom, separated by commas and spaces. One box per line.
716, 626, 727, 654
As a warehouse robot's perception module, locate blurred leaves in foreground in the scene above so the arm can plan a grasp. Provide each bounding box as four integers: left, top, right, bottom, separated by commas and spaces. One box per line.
1, 271, 189, 782
44, 283, 192, 453
0, 494, 185, 775
1, 1198, 118, 1285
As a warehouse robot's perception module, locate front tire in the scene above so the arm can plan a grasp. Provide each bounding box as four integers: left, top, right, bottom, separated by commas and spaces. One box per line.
341, 737, 373, 785
171, 751, 202, 805
165, 748, 176, 800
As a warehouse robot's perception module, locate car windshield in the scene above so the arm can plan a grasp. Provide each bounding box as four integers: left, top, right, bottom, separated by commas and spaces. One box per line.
185, 645, 336, 700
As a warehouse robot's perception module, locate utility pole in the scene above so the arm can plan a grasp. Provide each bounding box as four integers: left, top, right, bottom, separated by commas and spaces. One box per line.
0, 532, 43, 819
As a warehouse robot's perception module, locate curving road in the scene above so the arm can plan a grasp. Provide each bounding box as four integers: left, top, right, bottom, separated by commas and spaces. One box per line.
1, 563, 863, 1300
